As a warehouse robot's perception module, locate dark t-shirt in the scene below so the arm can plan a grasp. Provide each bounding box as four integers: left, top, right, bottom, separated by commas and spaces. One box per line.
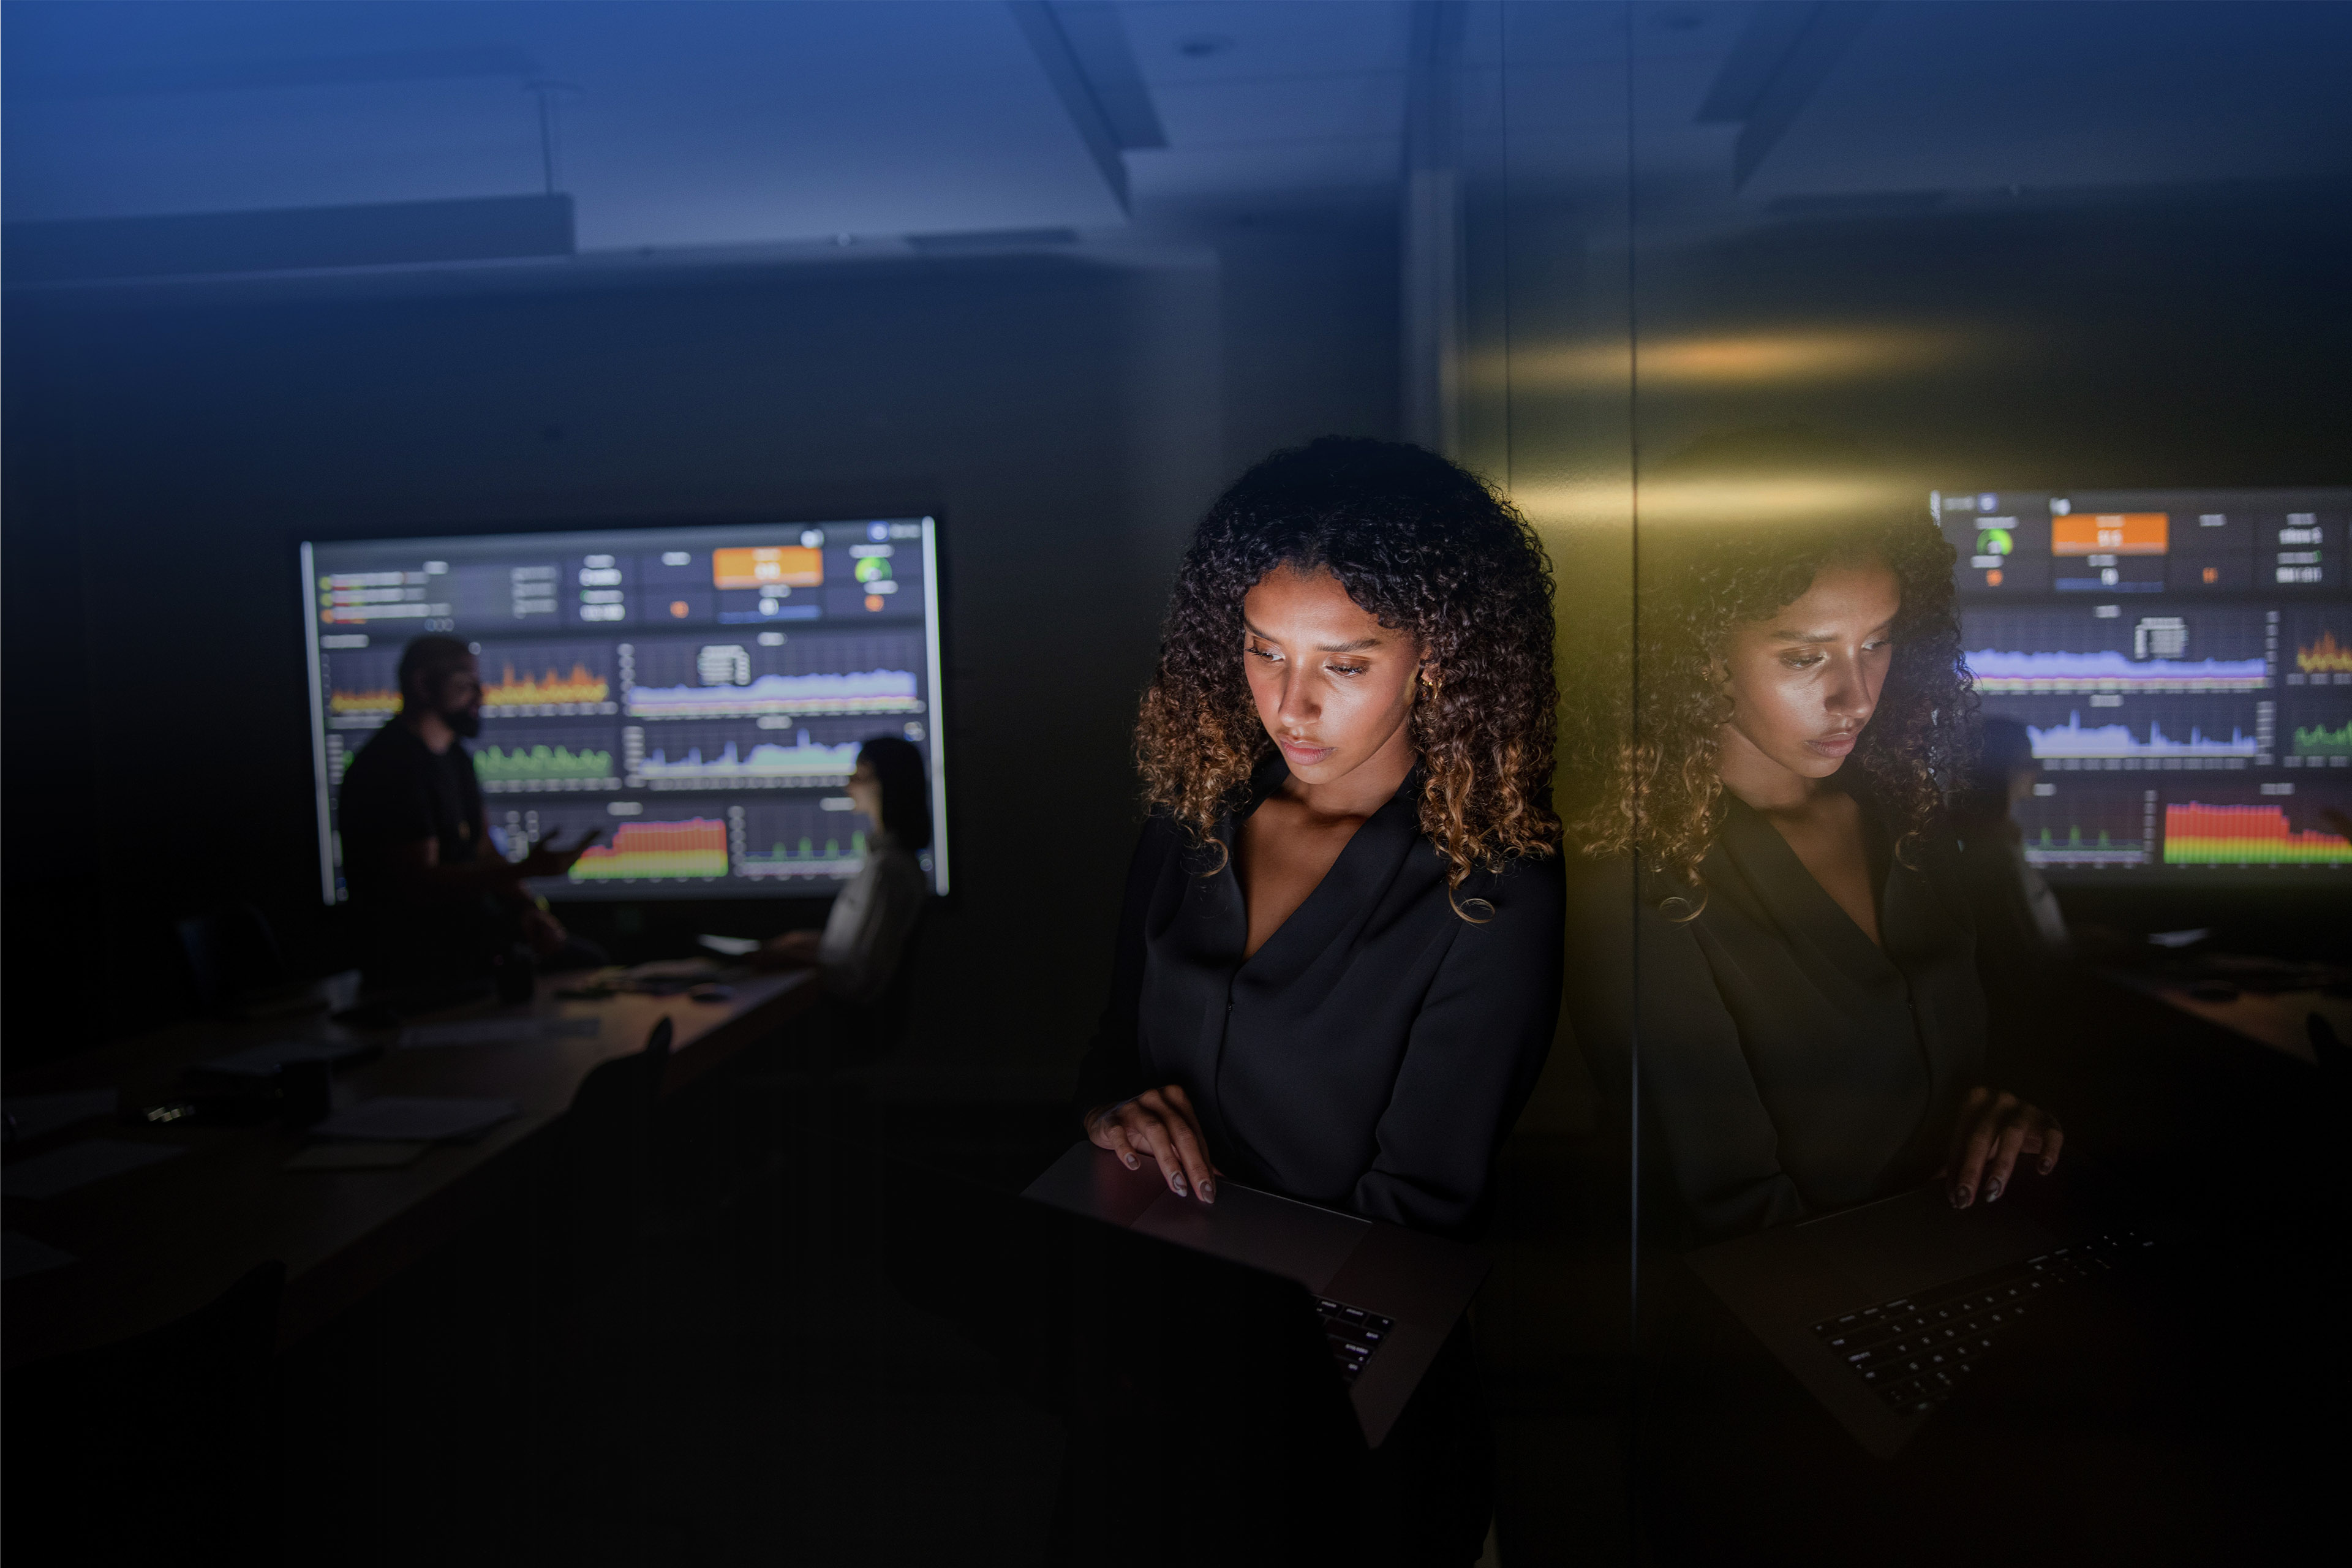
338, 721, 498, 984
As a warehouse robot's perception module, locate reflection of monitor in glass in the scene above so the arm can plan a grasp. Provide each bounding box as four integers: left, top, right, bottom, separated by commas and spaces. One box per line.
301, 518, 948, 904
1936, 487, 2351, 879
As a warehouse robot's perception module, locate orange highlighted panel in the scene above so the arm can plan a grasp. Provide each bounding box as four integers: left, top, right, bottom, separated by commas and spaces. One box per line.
712, 546, 822, 590
2052, 512, 2168, 556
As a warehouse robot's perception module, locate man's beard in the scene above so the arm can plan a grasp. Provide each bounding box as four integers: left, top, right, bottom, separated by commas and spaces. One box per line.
443, 705, 483, 739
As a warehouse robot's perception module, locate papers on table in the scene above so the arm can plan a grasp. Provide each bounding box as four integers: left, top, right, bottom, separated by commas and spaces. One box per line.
311, 1097, 521, 1142
3, 1090, 118, 1142
2, 1230, 75, 1281
698, 934, 761, 957
202, 1039, 374, 1077
2, 1139, 186, 1199
398, 1016, 602, 1049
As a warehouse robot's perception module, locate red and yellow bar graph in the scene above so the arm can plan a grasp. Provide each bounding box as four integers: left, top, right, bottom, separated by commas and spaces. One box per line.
2162, 802, 2352, 865
568, 818, 729, 880
2298, 631, 2352, 676
330, 685, 401, 715
484, 663, 609, 707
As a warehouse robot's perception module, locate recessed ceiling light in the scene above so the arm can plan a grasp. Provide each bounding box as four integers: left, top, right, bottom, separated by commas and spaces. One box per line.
1178, 35, 1235, 59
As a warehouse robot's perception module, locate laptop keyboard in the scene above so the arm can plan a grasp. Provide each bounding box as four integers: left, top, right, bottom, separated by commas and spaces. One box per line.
1812, 1231, 2150, 1416
1313, 1297, 1395, 1384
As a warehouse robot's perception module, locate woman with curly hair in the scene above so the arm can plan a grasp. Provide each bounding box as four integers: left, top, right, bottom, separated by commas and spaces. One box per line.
1070, 437, 1562, 1562
1075, 435, 1565, 1239
1561, 510, 2062, 1243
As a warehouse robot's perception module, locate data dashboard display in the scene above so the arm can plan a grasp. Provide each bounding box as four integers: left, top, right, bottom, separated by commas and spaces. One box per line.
303, 518, 947, 903
1937, 487, 2350, 876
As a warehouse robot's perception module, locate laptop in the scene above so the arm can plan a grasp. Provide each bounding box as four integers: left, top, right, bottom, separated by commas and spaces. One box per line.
1683, 1167, 2152, 1459
1023, 1140, 1491, 1447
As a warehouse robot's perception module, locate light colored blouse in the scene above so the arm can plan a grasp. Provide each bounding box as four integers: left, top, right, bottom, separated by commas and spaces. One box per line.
816, 832, 929, 1003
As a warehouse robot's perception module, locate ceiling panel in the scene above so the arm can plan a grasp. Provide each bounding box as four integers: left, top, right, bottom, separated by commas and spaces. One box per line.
1118, 1, 1412, 85
1147, 69, 1407, 148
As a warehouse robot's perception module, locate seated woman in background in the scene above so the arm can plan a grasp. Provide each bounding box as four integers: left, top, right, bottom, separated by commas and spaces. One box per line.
755, 735, 930, 1006
1951, 715, 2071, 967
1560, 511, 2061, 1243
1074, 437, 1564, 1564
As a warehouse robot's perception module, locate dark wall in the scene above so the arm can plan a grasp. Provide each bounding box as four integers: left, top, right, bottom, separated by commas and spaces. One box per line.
2, 224, 1401, 1076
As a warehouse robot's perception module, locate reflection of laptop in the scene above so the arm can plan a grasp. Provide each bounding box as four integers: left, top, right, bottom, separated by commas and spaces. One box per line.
1684, 1171, 2151, 1458
1023, 1142, 1490, 1447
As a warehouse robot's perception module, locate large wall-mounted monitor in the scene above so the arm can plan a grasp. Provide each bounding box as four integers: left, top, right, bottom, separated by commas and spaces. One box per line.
1937, 487, 2349, 878
302, 518, 948, 903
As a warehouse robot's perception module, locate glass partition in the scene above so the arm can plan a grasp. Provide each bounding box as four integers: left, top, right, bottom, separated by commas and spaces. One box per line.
1450, 2, 2349, 1559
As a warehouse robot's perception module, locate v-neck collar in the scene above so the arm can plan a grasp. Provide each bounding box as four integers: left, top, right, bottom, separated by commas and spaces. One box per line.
1716, 790, 1898, 983
1221, 753, 1427, 978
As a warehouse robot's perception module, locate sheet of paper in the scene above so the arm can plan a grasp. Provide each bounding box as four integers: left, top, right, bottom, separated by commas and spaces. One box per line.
312, 1097, 521, 1142
203, 1039, 371, 1076
698, 933, 761, 957
398, 1016, 601, 1049
284, 1140, 430, 1171
2, 1230, 76, 1281
3, 1090, 118, 1142
2, 1138, 186, 1199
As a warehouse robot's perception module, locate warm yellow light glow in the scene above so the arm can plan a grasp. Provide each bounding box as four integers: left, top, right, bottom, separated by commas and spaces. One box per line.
1510, 475, 1920, 532
1474, 327, 1979, 392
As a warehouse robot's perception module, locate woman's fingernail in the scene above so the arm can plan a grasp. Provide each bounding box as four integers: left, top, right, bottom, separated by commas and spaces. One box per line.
2040, 1157, 2054, 1174
1170, 1175, 1187, 1196
1985, 1180, 2002, 1203
1122, 1153, 1137, 1169
1953, 1186, 1971, 1208
1199, 1182, 1215, 1202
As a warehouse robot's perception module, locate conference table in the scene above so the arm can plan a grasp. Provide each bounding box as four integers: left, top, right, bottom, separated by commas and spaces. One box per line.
0, 962, 819, 1370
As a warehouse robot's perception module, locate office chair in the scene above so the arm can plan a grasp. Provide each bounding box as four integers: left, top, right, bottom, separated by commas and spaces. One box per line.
3, 1262, 285, 1566
554, 1014, 676, 1269
838, 897, 934, 1071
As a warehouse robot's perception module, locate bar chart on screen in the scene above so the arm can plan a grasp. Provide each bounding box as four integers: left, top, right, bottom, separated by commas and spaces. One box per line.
631, 729, 862, 788
2025, 707, 2265, 766
477, 646, 616, 715
1962, 606, 2271, 693
472, 735, 621, 792
2289, 617, 2352, 685
2014, 786, 2152, 867
624, 630, 924, 720
567, 816, 731, 881
2161, 797, 2352, 866
728, 799, 872, 880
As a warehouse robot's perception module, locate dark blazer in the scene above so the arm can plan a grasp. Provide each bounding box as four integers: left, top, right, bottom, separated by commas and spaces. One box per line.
1564, 791, 1987, 1244
1075, 761, 1566, 1238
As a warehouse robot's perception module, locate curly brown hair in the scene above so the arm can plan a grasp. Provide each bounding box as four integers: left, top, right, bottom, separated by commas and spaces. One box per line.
1564, 511, 1974, 891
1136, 438, 1561, 903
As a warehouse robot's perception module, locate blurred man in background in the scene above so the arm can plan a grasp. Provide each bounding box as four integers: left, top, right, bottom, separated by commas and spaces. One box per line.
338, 635, 600, 993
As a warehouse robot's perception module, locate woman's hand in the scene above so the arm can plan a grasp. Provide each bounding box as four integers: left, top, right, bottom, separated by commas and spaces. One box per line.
751, 930, 821, 971
1084, 1085, 1219, 1203
1942, 1087, 2064, 1208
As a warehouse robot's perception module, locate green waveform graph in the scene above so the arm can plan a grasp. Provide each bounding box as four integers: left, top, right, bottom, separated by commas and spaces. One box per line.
2292, 720, 2352, 758
473, 744, 616, 784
